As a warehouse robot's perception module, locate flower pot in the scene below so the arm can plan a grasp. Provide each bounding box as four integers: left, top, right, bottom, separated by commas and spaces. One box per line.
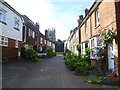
90, 60, 98, 66
106, 73, 115, 77
106, 73, 116, 80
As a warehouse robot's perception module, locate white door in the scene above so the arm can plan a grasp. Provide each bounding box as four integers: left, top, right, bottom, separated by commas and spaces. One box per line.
108, 44, 114, 71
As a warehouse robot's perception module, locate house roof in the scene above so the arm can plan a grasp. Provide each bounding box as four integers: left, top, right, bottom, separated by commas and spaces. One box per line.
79, 0, 103, 28
22, 15, 35, 26
2, 0, 22, 18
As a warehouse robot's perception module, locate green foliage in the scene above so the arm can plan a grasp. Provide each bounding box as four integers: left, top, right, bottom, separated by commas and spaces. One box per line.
80, 47, 90, 63
93, 71, 105, 76
25, 49, 38, 62
64, 51, 78, 71
97, 48, 106, 67
98, 28, 116, 47
21, 47, 38, 62
42, 45, 48, 53
64, 50, 92, 73
85, 47, 90, 56
77, 44, 81, 54
62, 40, 66, 43
21, 46, 26, 58
75, 64, 93, 74
40, 45, 56, 58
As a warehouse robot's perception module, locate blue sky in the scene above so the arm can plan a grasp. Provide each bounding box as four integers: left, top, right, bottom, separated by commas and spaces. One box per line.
6, 0, 93, 40
51, 2, 93, 30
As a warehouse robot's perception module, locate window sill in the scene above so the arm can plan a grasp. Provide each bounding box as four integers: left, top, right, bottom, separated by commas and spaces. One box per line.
0, 20, 7, 25
0, 45, 8, 47
84, 34, 88, 36
95, 24, 100, 29
14, 27, 20, 31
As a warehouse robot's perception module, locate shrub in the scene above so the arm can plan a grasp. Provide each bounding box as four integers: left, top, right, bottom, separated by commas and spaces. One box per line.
25, 49, 38, 62
64, 51, 78, 71
21, 47, 38, 62
52, 52, 56, 56
75, 63, 94, 75
64, 49, 93, 74
42, 45, 48, 53
21, 46, 27, 58
66, 58, 79, 71
88, 66, 105, 76
40, 45, 56, 58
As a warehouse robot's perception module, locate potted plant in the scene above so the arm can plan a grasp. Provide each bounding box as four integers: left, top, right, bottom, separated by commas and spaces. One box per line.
106, 69, 116, 77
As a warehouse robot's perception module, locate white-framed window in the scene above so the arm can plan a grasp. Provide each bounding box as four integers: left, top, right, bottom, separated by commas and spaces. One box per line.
33, 31, 35, 38
74, 45, 77, 53
31, 30, 33, 37
0, 36, 8, 46
15, 40, 18, 48
14, 17, 20, 30
81, 42, 88, 55
29, 29, 31, 36
95, 9, 100, 27
90, 36, 102, 59
23, 25, 27, 42
40, 37, 42, 43
0, 8, 7, 22
44, 40, 46, 44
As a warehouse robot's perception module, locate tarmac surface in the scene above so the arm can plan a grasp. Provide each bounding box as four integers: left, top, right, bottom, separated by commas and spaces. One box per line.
2, 56, 117, 88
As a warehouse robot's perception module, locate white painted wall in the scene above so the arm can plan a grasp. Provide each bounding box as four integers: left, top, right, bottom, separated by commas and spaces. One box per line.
0, 2, 23, 41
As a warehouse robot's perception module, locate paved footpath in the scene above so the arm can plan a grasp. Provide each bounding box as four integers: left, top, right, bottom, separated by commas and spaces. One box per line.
2, 56, 117, 88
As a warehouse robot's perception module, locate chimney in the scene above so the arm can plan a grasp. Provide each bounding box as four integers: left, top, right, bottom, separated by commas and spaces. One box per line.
78, 15, 83, 25
85, 8, 89, 16
35, 22, 39, 31
70, 30, 73, 34
45, 30, 48, 37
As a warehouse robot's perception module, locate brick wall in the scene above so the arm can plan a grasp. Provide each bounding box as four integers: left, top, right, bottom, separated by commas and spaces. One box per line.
2, 38, 22, 60
79, 1, 119, 74
81, 18, 91, 43
115, 1, 120, 77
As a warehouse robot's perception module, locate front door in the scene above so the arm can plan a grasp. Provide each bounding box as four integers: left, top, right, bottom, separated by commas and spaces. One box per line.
108, 44, 114, 71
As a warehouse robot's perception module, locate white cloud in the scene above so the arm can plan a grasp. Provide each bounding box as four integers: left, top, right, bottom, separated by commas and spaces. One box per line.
6, 0, 69, 40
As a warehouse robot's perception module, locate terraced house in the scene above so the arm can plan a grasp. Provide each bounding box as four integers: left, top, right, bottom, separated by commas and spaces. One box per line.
1, 0, 57, 61
22, 15, 55, 52
22, 15, 38, 50
77, 0, 120, 77
0, 0, 23, 60
69, 27, 79, 56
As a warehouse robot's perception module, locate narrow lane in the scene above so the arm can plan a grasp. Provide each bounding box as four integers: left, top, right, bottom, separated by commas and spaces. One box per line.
3, 56, 102, 88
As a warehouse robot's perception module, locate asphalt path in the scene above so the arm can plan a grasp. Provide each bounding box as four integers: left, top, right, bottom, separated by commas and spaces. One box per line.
2, 56, 104, 88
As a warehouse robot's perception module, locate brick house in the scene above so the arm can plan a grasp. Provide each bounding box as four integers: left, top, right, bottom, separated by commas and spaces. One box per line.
39, 33, 47, 51
68, 27, 79, 55
22, 15, 36, 50
0, 0, 23, 60
78, 0, 120, 77
22, 15, 55, 53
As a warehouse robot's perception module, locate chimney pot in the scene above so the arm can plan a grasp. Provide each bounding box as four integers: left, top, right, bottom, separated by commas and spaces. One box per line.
85, 8, 89, 16
78, 15, 83, 25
